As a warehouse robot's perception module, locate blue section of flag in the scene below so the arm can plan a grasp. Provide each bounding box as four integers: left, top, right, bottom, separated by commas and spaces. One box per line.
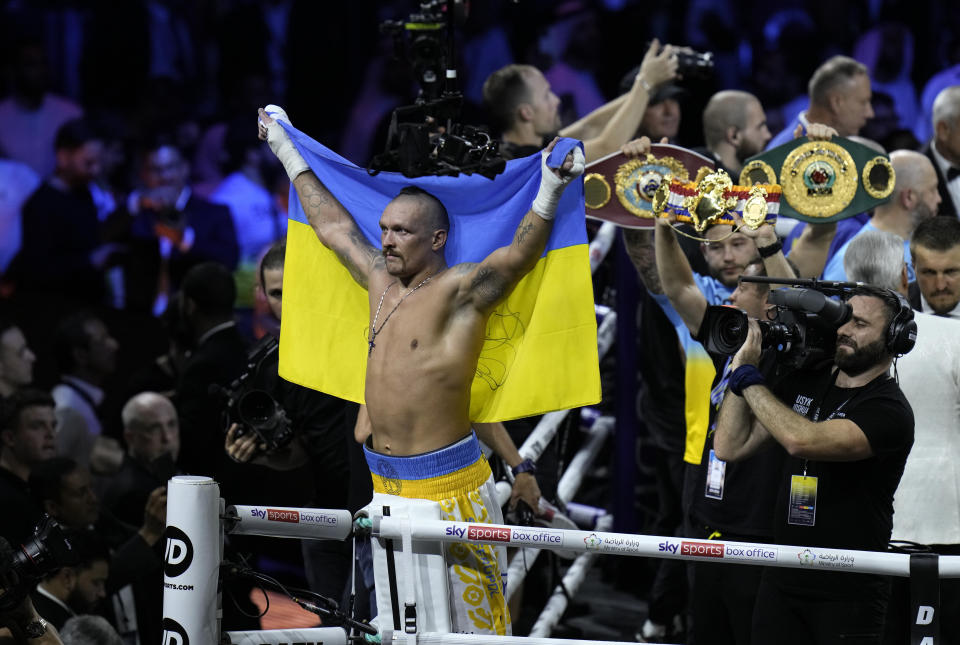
280, 121, 586, 259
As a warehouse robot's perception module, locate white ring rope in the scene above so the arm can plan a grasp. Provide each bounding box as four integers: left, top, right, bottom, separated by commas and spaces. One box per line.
372, 517, 960, 579
503, 417, 615, 603
529, 515, 614, 639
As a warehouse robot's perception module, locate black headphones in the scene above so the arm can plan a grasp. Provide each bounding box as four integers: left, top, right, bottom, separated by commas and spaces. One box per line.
885, 291, 917, 356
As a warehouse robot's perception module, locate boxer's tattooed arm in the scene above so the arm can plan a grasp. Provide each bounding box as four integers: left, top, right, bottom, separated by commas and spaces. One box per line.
460, 209, 552, 313
470, 266, 509, 307
623, 229, 662, 294
293, 172, 380, 289
515, 219, 535, 246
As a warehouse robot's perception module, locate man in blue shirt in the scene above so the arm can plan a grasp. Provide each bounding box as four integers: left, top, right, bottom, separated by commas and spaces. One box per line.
767, 56, 874, 151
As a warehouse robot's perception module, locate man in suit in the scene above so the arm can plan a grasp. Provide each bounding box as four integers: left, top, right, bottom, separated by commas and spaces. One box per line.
30, 530, 111, 631
923, 85, 960, 219
173, 262, 247, 479
101, 391, 179, 527
107, 139, 239, 314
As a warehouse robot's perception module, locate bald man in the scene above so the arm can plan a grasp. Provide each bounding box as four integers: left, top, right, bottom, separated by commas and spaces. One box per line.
701, 90, 772, 176
768, 55, 875, 149
823, 150, 942, 281
101, 392, 179, 527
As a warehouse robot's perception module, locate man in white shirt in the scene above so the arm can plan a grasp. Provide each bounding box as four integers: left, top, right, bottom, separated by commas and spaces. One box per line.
844, 229, 960, 644
908, 215, 960, 319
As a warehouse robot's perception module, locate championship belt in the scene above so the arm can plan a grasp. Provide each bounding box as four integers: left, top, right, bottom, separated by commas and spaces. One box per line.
739, 136, 895, 223
583, 144, 715, 229
652, 169, 781, 232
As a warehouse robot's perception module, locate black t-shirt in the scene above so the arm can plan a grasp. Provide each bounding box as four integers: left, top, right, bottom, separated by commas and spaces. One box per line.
0, 466, 43, 546
271, 363, 355, 510
770, 365, 914, 594
686, 349, 786, 539
636, 286, 686, 454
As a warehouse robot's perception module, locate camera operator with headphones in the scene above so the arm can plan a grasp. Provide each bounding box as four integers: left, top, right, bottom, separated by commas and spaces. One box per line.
714, 285, 916, 644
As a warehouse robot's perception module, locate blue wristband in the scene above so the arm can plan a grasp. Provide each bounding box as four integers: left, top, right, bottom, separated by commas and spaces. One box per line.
729, 364, 765, 396
512, 458, 537, 477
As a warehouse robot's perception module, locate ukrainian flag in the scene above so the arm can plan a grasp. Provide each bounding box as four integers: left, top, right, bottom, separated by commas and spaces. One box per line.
651, 293, 717, 464
278, 125, 600, 422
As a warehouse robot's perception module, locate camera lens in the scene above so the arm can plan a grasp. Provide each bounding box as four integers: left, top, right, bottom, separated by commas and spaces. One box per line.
237, 390, 277, 426
704, 306, 749, 355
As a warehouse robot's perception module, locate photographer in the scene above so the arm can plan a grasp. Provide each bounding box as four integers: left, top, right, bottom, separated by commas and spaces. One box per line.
621, 130, 827, 642
224, 241, 357, 603
714, 286, 915, 644
483, 40, 678, 162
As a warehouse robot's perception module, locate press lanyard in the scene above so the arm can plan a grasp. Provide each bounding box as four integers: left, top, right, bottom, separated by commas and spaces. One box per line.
803, 368, 854, 477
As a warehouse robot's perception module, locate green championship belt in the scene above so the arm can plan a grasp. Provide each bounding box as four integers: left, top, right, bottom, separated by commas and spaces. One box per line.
739, 137, 895, 223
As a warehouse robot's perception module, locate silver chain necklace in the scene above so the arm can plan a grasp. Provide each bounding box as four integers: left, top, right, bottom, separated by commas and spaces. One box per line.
368, 274, 435, 355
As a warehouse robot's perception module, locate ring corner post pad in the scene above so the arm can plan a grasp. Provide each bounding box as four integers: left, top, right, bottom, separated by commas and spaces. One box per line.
909, 552, 940, 645
162, 475, 221, 645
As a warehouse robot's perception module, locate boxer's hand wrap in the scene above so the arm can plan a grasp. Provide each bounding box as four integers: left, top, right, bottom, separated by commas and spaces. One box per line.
262, 104, 309, 181
531, 145, 585, 220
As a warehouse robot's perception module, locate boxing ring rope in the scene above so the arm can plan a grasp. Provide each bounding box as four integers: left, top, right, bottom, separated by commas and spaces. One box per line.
502, 416, 614, 604
164, 476, 959, 645
371, 517, 960, 579
528, 515, 614, 639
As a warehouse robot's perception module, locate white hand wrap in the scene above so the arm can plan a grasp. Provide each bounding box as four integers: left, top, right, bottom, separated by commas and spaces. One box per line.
531, 145, 585, 220
262, 104, 309, 181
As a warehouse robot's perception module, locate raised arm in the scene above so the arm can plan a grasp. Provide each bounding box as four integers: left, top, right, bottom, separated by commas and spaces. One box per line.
783, 122, 839, 278
259, 106, 381, 288
729, 217, 796, 283
458, 140, 585, 314
653, 217, 707, 334
578, 41, 678, 163
560, 94, 628, 142
619, 138, 667, 295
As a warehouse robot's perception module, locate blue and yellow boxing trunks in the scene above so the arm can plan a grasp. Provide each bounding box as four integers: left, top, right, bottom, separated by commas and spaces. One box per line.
364, 432, 511, 635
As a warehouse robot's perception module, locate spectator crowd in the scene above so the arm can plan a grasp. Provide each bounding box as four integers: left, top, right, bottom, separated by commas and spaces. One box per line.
2, 1, 960, 644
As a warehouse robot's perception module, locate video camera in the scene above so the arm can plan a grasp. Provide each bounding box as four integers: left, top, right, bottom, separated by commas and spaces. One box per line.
700, 277, 858, 371
369, 1, 505, 180
212, 336, 294, 453
0, 516, 75, 612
